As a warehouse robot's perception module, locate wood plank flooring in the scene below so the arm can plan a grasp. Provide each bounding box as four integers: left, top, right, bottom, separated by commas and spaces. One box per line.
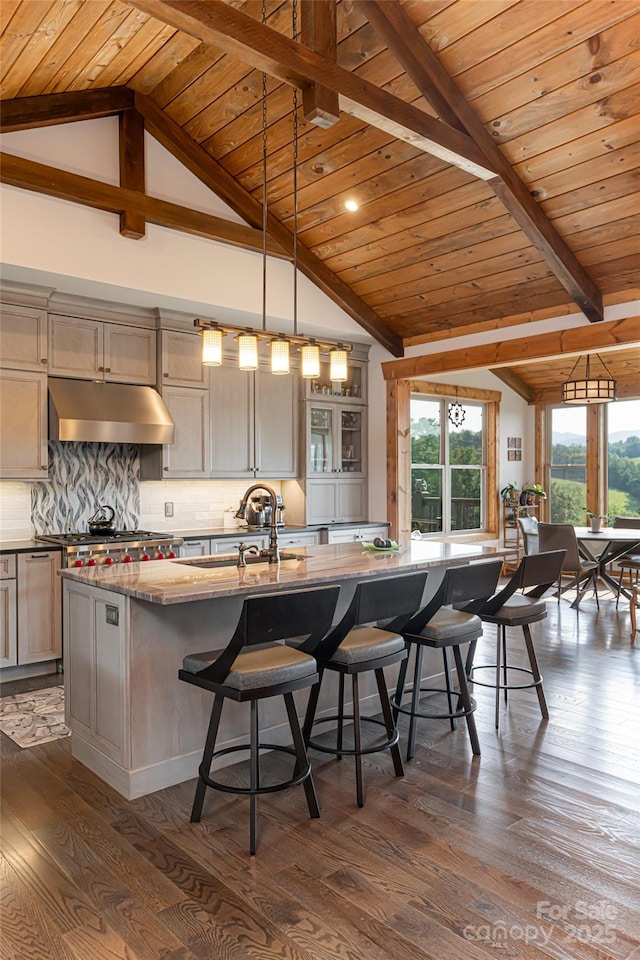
1, 596, 639, 960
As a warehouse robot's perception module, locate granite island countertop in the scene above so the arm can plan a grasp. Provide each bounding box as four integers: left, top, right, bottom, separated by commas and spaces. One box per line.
59, 540, 509, 605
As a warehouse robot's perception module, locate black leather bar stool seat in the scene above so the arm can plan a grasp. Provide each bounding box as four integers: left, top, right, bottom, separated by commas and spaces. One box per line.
179, 584, 340, 854
469, 550, 566, 730
302, 571, 428, 807
391, 560, 503, 759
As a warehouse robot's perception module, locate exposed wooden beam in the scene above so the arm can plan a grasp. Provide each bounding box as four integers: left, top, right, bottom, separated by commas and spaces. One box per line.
488, 368, 535, 404
358, 0, 603, 325
119, 108, 146, 239
0, 87, 134, 132
127, 0, 494, 180
410, 380, 502, 403
0, 152, 285, 257
300, 0, 340, 129
382, 316, 640, 381
134, 92, 403, 356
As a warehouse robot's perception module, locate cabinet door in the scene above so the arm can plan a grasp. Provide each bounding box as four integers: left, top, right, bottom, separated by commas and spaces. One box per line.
0, 304, 48, 371
162, 387, 209, 477
17, 552, 62, 664
306, 479, 338, 524
181, 539, 211, 557
160, 330, 206, 387
337, 479, 367, 523
339, 407, 366, 477
255, 366, 297, 478
49, 315, 102, 378
307, 403, 336, 475
0, 370, 48, 479
103, 324, 156, 385
209, 365, 253, 478
0, 578, 17, 668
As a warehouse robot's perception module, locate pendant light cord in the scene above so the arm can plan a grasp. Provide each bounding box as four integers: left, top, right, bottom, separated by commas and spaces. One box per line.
261, 0, 268, 333
292, 0, 298, 338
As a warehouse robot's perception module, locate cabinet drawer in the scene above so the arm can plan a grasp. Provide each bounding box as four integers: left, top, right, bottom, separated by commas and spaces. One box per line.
279, 532, 319, 547
210, 535, 268, 554
0, 555, 16, 579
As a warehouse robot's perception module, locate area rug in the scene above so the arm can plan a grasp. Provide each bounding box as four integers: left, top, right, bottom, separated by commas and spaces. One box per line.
0, 686, 70, 748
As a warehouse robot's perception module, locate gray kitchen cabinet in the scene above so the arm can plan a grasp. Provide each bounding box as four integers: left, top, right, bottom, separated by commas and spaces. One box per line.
140, 386, 209, 479
277, 530, 320, 548
0, 369, 48, 480
49, 315, 156, 385
209, 361, 298, 480
0, 556, 17, 668
306, 478, 367, 525
0, 303, 48, 372
325, 524, 389, 544
159, 329, 206, 388
17, 551, 62, 664
210, 534, 268, 554
181, 538, 212, 557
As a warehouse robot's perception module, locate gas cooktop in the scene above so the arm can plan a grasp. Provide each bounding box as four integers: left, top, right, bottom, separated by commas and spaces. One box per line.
37, 530, 171, 545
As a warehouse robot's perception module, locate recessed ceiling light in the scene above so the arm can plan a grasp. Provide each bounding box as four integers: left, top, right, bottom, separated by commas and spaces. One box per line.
344, 199, 359, 212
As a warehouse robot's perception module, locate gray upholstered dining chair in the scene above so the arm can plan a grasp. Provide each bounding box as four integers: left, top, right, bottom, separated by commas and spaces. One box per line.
518, 516, 539, 555
613, 516, 640, 609
537, 523, 599, 610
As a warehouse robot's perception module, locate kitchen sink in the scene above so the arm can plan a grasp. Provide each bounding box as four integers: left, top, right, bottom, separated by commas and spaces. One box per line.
176, 551, 302, 569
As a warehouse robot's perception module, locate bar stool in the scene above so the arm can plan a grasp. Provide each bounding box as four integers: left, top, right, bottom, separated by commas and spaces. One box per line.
469, 550, 566, 730
179, 584, 340, 854
302, 571, 428, 807
391, 559, 503, 759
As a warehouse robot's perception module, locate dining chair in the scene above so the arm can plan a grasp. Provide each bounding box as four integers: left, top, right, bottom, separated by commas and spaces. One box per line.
538, 523, 599, 610
517, 516, 539, 555
613, 517, 640, 609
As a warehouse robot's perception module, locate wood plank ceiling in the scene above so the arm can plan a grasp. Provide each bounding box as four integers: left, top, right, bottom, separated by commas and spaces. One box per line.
1, 0, 638, 367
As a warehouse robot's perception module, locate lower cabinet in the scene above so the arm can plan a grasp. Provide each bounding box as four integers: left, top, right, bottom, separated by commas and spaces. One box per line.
278, 531, 320, 548
325, 525, 390, 544
181, 538, 212, 557
210, 534, 268, 554
0, 551, 62, 669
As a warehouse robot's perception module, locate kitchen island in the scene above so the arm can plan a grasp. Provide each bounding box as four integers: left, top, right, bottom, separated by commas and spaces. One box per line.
61, 540, 508, 799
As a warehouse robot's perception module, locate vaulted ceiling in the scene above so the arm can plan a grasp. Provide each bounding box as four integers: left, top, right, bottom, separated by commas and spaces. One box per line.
1, 0, 639, 365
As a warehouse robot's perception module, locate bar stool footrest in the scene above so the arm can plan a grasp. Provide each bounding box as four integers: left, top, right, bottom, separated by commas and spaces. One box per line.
391, 685, 477, 721
470, 663, 543, 692
199, 742, 311, 796
306, 714, 399, 757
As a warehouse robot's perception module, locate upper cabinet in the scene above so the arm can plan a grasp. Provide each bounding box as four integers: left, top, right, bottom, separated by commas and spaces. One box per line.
305, 356, 367, 405
0, 304, 48, 372
49, 315, 156, 385
0, 369, 48, 479
159, 329, 206, 388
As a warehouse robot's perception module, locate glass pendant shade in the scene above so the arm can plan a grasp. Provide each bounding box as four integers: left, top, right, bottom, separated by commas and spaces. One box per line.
270, 337, 290, 375
300, 341, 320, 379
237, 332, 259, 371
201, 328, 223, 365
329, 346, 348, 382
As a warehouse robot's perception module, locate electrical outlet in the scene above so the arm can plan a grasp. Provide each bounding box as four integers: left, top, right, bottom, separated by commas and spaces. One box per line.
164, 502, 174, 518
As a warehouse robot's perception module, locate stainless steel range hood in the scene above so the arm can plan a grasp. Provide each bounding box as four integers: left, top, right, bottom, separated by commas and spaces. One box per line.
48, 378, 175, 444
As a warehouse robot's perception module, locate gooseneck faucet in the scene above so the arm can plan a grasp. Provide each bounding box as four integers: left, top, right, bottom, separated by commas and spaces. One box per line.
235, 483, 280, 564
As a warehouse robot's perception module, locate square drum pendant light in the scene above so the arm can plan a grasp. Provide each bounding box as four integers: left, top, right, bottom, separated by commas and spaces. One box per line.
562, 354, 617, 404
201, 327, 224, 366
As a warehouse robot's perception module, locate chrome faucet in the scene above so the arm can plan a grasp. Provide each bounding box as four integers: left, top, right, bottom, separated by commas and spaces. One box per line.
236, 483, 280, 563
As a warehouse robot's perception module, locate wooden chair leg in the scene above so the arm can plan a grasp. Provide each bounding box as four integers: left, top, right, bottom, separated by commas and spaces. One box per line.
191, 694, 224, 823
284, 692, 320, 819
374, 667, 404, 778
522, 624, 549, 720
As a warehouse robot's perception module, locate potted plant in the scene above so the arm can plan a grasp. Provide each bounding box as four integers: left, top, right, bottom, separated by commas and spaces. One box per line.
586, 509, 608, 533
500, 483, 519, 506
520, 482, 547, 506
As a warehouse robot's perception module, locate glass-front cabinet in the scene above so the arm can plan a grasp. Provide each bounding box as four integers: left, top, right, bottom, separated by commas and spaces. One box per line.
307, 402, 365, 477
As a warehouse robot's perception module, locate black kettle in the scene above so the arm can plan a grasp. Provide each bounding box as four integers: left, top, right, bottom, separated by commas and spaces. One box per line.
88, 505, 116, 535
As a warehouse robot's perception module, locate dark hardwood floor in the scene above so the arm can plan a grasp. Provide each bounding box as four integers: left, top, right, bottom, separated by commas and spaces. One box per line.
1, 594, 639, 960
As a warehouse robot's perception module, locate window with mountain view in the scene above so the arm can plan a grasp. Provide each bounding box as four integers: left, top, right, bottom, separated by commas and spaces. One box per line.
411, 397, 485, 534
549, 406, 587, 523
607, 399, 640, 518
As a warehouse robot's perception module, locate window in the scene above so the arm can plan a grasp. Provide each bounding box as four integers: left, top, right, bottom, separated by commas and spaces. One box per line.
607, 399, 640, 517
549, 405, 587, 523
411, 397, 485, 534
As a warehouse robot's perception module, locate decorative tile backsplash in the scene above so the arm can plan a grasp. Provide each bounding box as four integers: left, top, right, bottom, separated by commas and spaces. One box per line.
31, 442, 140, 535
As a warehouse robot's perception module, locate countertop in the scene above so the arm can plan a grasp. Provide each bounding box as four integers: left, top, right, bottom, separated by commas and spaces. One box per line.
0, 539, 61, 555
59, 540, 509, 605
179, 521, 389, 538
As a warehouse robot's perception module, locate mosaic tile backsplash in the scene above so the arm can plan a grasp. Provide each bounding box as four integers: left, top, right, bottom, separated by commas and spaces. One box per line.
31, 442, 140, 535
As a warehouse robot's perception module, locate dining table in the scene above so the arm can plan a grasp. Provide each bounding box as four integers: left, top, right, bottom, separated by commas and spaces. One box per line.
574, 526, 640, 601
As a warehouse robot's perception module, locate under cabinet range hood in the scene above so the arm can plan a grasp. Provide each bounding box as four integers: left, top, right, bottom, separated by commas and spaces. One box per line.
48, 378, 175, 444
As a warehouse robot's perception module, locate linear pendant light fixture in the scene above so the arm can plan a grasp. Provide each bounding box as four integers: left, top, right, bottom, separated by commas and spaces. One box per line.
199, 0, 351, 376
562, 353, 617, 404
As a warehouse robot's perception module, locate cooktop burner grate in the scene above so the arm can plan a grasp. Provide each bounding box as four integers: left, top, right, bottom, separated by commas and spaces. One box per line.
37, 530, 172, 545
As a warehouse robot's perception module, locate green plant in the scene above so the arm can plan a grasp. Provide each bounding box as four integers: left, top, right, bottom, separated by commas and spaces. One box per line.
585, 509, 608, 520
500, 483, 519, 500
522, 482, 547, 499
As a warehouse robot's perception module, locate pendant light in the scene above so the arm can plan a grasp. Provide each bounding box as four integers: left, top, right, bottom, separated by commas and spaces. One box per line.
562, 353, 616, 404
329, 344, 348, 382
201, 327, 224, 366
270, 335, 290, 374
237, 330, 259, 370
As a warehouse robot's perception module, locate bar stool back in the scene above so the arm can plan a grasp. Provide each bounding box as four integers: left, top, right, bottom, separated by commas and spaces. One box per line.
302, 571, 428, 807
470, 550, 565, 730
613, 516, 640, 609
179, 584, 340, 854
391, 560, 503, 759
